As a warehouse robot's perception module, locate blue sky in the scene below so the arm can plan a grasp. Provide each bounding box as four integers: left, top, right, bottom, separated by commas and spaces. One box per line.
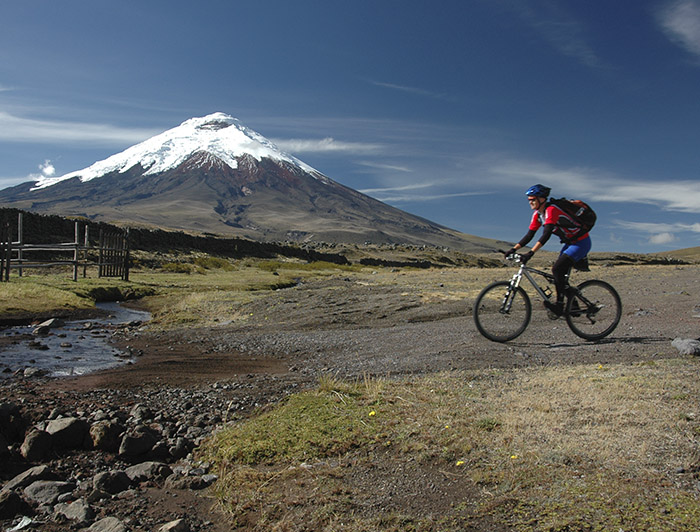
1, 0, 700, 253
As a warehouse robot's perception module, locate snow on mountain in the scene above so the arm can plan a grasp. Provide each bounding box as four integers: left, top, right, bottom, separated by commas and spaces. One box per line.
31, 113, 323, 190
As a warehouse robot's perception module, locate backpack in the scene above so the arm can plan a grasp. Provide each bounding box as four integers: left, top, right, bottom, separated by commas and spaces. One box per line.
548, 197, 597, 234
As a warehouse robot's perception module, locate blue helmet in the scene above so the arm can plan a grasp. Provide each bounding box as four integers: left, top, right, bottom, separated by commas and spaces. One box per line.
525, 184, 551, 198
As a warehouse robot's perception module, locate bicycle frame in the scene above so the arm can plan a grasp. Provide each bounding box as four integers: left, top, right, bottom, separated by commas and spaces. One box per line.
505, 257, 558, 304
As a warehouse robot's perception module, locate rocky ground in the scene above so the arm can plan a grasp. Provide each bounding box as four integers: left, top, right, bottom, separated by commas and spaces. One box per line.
1, 263, 699, 531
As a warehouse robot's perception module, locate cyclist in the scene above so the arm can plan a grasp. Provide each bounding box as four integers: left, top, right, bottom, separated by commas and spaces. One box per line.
504, 184, 592, 317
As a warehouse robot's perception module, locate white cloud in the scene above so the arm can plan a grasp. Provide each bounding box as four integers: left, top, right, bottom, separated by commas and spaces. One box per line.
272, 137, 382, 155
39, 160, 55, 177
658, 0, 700, 58
649, 232, 677, 245
0, 111, 159, 145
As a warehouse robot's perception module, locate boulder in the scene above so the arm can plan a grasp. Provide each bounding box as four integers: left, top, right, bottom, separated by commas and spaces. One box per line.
20, 429, 52, 462
672, 338, 700, 356
46, 417, 89, 450
54, 497, 95, 524
93, 471, 131, 495
125, 461, 172, 484
2, 464, 57, 492
158, 518, 190, 532
118, 427, 158, 458
0, 489, 31, 519
23, 480, 75, 506
0, 402, 26, 442
85, 516, 128, 532
90, 420, 124, 452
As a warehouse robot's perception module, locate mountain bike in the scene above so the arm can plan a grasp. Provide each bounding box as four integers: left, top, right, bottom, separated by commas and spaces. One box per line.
473, 254, 621, 342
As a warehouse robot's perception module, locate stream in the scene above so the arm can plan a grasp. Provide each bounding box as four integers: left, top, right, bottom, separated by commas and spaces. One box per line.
0, 302, 151, 378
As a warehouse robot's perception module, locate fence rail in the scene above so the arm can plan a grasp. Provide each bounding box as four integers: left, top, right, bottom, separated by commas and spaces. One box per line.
0, 213, 129, 282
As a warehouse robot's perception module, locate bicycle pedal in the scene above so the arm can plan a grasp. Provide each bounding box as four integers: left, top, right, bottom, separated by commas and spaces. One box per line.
546, 310, 560, 320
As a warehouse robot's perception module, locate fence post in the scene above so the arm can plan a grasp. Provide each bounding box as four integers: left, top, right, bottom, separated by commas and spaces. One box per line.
123, 228, 130, 281
2, 222, 11, 282
98, 229, 104, 278
17, 213, 23, 277
72, 221, 79, 281
83, 225, 89, 278
0, 223, 6, 282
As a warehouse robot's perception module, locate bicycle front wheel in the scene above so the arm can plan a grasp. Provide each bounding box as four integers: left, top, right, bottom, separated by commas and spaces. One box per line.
473, 281, 531, 342
565, 280, 621, 340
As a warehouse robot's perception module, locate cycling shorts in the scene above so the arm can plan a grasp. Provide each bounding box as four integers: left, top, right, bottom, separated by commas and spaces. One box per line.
561, 235, 591, 263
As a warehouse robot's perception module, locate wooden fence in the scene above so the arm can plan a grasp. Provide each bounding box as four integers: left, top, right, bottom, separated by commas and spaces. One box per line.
0, 213, 129, 282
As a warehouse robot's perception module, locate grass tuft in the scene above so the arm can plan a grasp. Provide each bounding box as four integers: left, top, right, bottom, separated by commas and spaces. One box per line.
201, 359, 700, 531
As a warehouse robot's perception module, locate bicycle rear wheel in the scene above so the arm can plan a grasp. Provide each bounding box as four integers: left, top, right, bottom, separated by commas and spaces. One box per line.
473, 281, 531, 342
565, 280, 621, 340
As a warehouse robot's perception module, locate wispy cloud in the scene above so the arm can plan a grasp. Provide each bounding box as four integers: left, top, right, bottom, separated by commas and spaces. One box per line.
614, 219, 700, 246
272, 137, 383, 155
369, 80, 452, 101
366, 190, 488, 203
512, 2, 604, 69
488, 158, 700, 214
356, 161, 413, 173
0, 111, 159, 145
657, 0, 700, 59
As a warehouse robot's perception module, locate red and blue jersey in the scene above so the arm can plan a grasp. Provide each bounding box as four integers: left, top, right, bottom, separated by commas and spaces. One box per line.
529, 203, 589, 243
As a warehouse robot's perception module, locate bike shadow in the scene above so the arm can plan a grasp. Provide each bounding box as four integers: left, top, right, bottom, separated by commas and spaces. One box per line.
527, 335, 669, 349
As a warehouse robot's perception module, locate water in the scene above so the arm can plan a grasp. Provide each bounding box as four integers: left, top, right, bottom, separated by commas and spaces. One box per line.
0, 302, 151, 378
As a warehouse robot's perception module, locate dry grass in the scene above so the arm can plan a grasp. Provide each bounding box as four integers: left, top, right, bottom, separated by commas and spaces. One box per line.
202, 358, 700, 531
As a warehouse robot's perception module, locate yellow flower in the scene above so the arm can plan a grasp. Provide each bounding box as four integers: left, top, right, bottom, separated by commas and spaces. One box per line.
456, 460, 465, 466
368, 410, 376, 417
510, 454, 519, 460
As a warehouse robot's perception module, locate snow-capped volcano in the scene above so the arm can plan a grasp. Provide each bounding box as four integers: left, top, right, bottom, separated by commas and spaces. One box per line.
32, 113, 323, 190
0, 113, 501, 251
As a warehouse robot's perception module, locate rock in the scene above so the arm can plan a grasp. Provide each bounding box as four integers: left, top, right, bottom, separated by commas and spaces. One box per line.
85, 516, 128, 532
672, 337, 700, 356
129, 404, 154, 422
165, 475, 209, 490
168, 437, 192, 460
90, 420, 124, 452
33, 318, 64, 336
93, 471, 131, 495
54, 497, 95, 524
46, 417, 89, 449
23, 367, 48, 377
125, 461, 172, 484
158, 518, 190, 532
2, 465, 57, 492
20, 429, 52, 462
0, 489, 31, 519
0, 403, 27, 443
23, 480, 75, 505
0, 432, 9, 460
118, 427, 158, 458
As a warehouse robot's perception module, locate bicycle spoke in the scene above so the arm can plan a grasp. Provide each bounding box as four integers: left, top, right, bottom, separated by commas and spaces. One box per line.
565, 280, 621, 340
474, 281, 531, 342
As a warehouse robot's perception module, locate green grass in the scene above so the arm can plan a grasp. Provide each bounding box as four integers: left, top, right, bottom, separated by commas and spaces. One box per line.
0, 257, 369, 326
201, 359, 700, 531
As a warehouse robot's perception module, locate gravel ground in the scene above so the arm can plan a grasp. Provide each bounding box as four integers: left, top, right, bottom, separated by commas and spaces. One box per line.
1, 263, 699, 530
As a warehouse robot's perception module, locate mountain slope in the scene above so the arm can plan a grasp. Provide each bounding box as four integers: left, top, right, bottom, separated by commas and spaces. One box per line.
0, 113, 505, 252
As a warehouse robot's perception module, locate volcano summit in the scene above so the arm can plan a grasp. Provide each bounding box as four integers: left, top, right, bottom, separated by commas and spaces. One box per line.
0, 113, 500, 251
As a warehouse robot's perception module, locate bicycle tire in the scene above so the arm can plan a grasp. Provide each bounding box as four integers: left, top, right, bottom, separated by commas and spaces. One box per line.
473, 281, 531, 342
565, 279, 621, 341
